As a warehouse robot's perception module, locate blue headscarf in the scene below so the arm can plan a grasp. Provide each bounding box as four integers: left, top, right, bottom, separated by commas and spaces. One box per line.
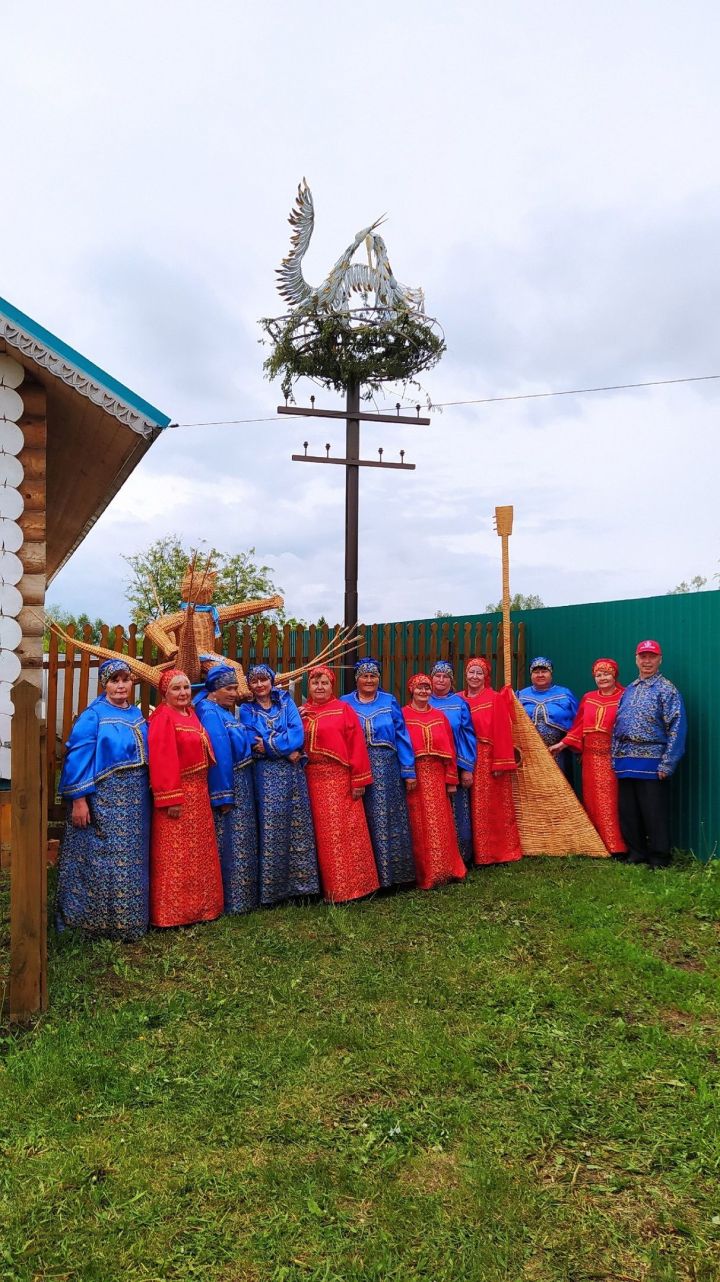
98, 658, 132, 686
204, 664, 239, 692
355, 657, 381, 679
530, 656, 553, 672
247, 663, 276, 685
431, 660, 454, 679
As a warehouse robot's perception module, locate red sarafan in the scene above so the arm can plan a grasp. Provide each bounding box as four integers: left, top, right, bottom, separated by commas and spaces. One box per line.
148, 702, 224, 927
461, 683, 522, 866
301, 685, 379, 904
563, 681, 627, 854
401, 704, 466, 890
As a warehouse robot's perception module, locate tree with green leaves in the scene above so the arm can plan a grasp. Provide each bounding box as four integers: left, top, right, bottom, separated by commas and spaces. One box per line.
44, 605, 112, 651
122, 536, 287, 627
485, 592, 545, 613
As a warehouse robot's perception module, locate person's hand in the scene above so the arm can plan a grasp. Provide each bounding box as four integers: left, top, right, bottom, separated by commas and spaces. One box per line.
288, 750, 301, 763
253, 738, 265, 755
219, 805, 232, 815
351, 787, 365, 800
166, 806, 181, 820
447, 784, 457, 794
492, 770, 503, 778
405, 778, 417, 792
657, 768, 669, 780
460, 770, 474, 789
548, 742, 564, 756
71, 797, 91, 828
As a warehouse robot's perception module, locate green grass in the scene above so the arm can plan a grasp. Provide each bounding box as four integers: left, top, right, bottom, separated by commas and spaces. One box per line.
1, 857, 719, 1282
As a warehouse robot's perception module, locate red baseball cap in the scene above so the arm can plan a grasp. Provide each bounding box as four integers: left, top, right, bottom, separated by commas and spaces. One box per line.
636, 639, 662, 655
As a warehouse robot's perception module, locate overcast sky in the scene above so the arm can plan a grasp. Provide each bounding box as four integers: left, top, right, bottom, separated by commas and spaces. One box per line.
4, 2, 719, 624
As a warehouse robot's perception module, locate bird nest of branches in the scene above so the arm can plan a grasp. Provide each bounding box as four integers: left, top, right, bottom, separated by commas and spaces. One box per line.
259, 307, 446, 400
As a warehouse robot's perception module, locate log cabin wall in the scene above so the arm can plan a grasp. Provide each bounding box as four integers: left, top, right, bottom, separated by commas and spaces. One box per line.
16, 372, 47, 691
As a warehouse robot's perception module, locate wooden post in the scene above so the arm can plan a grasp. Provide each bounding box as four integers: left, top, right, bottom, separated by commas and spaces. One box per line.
9, 680, 47, 1019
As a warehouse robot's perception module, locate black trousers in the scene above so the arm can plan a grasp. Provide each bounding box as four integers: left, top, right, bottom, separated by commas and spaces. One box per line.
617, 778, 671, 861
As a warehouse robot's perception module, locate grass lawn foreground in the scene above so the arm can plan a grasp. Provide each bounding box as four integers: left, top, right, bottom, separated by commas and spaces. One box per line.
1, 856, 719, 1281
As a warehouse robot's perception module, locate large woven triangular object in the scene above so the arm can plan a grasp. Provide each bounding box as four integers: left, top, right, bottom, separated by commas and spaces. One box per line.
510, 692, 608, 857
492, 503, 607, 858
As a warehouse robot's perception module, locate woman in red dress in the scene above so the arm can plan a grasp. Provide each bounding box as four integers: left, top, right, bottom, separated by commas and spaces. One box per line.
550, 657, 626, 856
402, 674, 466, 890
300, 666, 380, 904
461, 657, 522, 866
148, 668, 224, 927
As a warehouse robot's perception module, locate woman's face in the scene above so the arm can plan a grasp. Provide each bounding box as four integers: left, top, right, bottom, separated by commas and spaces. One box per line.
431, 670, 452, 697
104, 671, 133, 707
308, 673, 333, 704
531, 667, 553, 692
411, 680, 432, 709
249, 674, 273, 702
465, 664, 486, 693
211, 682, 240, 710
164, 674, 192, 710
594, 668, 617, 694
356, 670, 380, 699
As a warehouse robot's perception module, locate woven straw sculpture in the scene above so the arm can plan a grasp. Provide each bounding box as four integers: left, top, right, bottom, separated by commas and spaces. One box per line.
494, 505, 608, 858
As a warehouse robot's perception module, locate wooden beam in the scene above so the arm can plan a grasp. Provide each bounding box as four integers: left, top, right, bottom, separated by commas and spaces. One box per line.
278, 404, 430, 426
9, 680, 47, 1019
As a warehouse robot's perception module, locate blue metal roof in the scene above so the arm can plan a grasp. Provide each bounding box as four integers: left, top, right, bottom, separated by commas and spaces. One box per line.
0, 295, 171, 427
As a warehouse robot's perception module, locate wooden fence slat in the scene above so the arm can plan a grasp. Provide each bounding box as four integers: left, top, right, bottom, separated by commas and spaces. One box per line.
9, 681, 47, 1019
268, 623, 278, 673
381, 624, 391, 692
517, 621, 526, 690
227, 623, 238, 661
61, 626, 76, 746
393, 623, 403, 703
128, 623, 138, 659
77, 624, 92, 712
140, 634, 152, 719
46, 626, 59, 808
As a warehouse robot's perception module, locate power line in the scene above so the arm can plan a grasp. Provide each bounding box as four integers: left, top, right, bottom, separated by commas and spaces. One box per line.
167, 371, 720, 429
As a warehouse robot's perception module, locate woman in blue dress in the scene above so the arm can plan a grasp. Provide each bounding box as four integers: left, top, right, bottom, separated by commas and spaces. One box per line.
517, 656, 578, 784
56, 657, 150, 941
429, 660, 477, 864
194, 664, 259, 914
341, 658, 417, 888
240, 663, 320, 905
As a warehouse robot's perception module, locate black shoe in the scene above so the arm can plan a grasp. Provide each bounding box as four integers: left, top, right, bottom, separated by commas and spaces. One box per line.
647, 853, 672, 870
611, 852, 630, 862
625, 851, 648, 865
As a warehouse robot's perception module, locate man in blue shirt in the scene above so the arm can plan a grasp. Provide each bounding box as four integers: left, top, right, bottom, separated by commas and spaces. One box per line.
612, 639, 687, 869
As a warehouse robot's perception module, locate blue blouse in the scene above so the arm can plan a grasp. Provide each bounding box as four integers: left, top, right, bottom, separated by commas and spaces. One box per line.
240, 689, 305, 759
59, 696, 148, 799
195, 698, 254, 808
341, 690, 416, 780
612, 675, 687, 779
428, 693, 477, 772
516, 684, 578, 739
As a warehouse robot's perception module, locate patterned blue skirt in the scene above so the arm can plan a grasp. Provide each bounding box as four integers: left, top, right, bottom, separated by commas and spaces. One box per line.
213, 763, 259, 914
365, 745, 416, 888
451, 786, 474, 865
56, 766, 150, 941
254, 757, 320, 904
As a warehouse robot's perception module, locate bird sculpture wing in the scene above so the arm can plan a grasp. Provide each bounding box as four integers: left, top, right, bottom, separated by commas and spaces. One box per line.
276, 178, 317, 308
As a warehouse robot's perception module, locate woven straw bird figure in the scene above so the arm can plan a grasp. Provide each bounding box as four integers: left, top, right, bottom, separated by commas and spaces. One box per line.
276, 179, 425, 315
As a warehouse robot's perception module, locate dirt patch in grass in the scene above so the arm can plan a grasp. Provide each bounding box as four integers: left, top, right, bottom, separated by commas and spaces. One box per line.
655, 939, 706, 971
397, 1149, 462, 1195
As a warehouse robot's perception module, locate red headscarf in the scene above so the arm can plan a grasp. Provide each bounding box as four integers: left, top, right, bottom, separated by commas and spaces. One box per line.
158, 668, 187, 699
592, 657, 619, 679
465, 655, 491, 685
408, 672, 431, 693
308, 664, 335, 684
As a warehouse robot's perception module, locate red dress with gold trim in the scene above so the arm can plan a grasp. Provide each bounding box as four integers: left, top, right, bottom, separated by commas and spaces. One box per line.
300, 698, 380, 903
401, 706, 466, 890
461, 687, 522, 866
148, 704, 224, 926
564, 687, 626, 853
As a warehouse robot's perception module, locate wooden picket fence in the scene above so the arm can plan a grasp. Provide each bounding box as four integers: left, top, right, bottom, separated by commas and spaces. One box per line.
43, 617, 526, 822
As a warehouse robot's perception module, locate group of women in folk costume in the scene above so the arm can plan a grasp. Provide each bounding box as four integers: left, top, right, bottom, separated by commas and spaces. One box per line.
55, 648, 627, 943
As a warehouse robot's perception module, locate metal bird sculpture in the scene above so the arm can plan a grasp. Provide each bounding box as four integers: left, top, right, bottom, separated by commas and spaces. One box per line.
276, 179, 425, 315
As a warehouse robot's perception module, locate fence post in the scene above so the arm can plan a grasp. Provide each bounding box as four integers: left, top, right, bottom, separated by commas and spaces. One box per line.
8, 680, 47, 1020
